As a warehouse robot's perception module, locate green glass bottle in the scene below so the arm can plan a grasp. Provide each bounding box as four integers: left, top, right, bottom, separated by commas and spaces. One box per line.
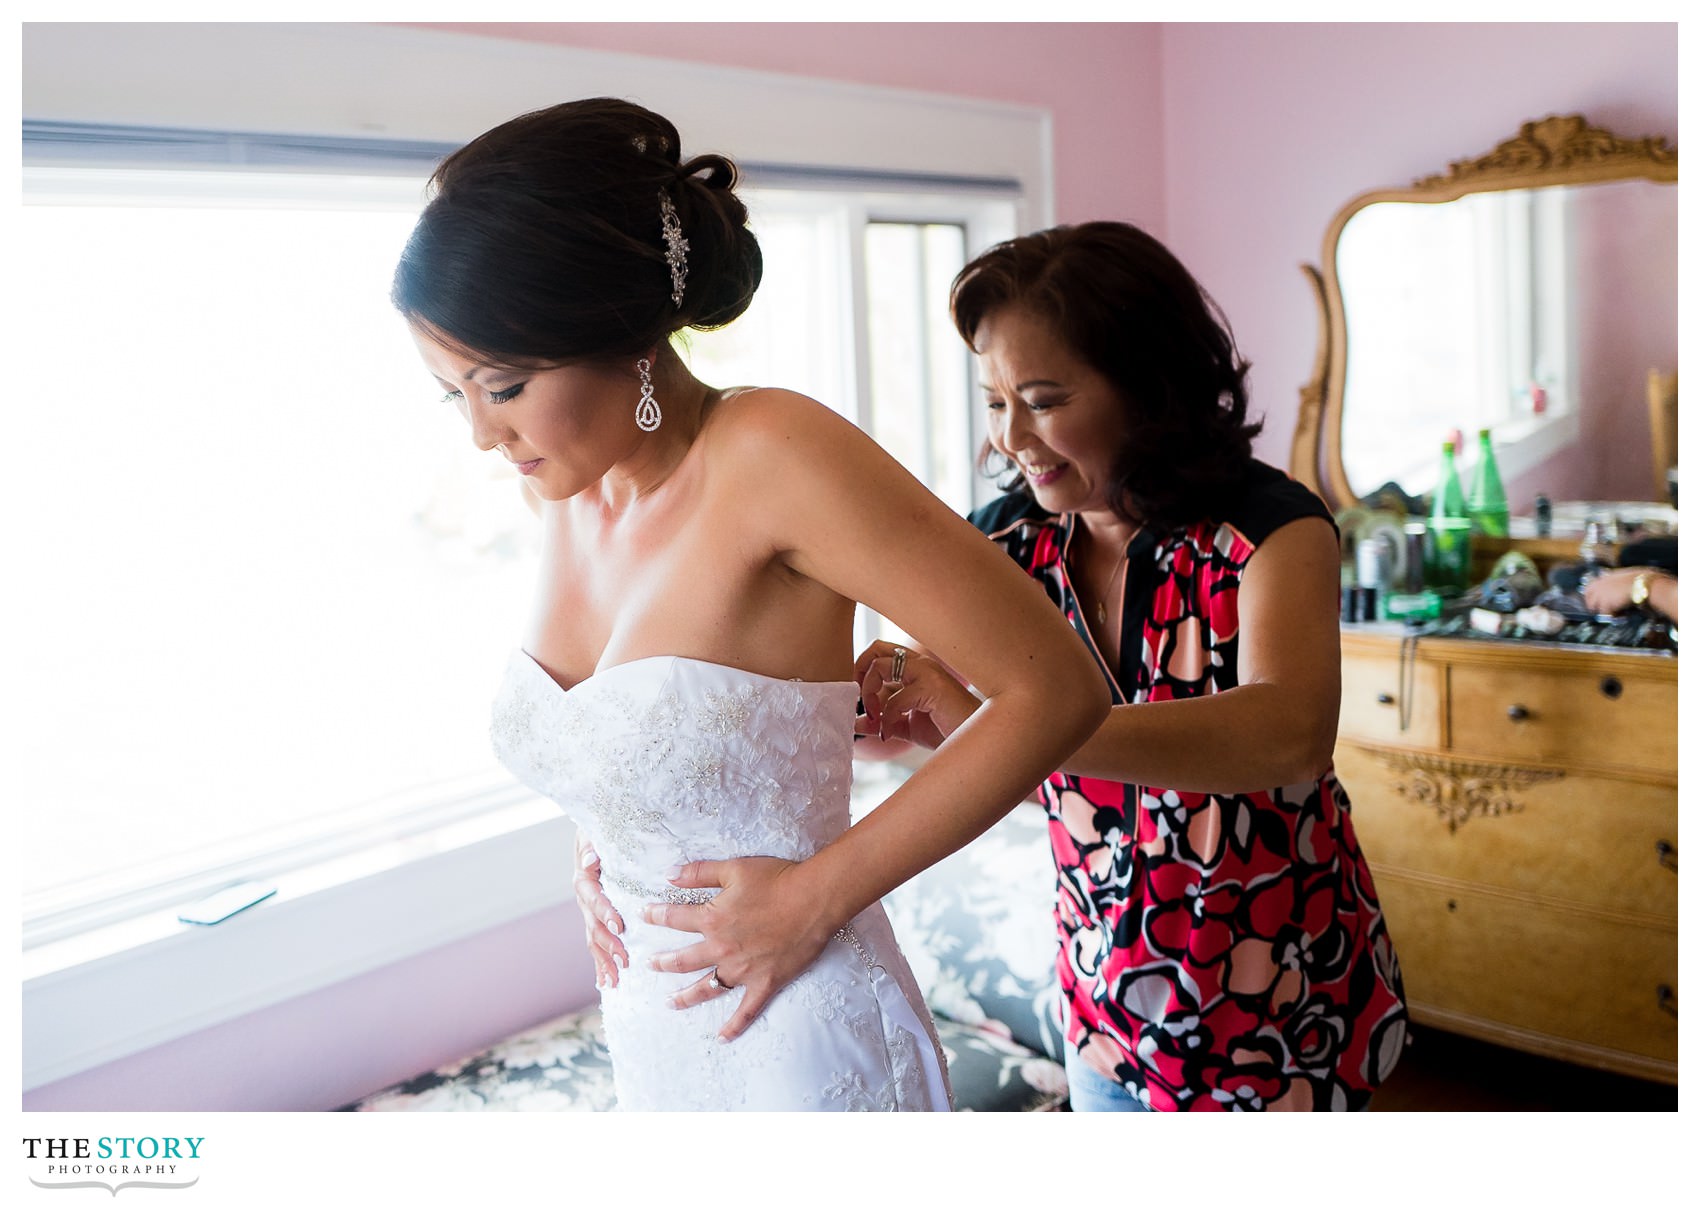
1425, 440, 1472, 595
1467, 427, 1511, 537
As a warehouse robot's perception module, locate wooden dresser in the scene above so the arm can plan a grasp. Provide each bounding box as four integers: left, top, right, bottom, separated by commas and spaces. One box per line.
1335, 625, 1678, 1082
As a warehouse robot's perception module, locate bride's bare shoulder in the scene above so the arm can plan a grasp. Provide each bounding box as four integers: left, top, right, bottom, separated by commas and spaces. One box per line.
701, 385, 868, 461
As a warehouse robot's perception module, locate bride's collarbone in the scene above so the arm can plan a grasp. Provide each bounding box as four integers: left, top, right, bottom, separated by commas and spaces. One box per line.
529, 561, 845, 691
528, 431, 833, 681
530, 543, 799, 684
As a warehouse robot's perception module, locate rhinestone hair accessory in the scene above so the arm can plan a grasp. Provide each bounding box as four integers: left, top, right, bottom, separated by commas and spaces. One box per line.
658, 190, 690, 309
635, 358, 662, 432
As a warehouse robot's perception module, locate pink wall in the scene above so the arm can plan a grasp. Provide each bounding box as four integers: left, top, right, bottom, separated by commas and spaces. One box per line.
416, 22, 1677, 488
1159, 22, 1678, 479
401, 23, 1168, 235
413, 23, 1677, 486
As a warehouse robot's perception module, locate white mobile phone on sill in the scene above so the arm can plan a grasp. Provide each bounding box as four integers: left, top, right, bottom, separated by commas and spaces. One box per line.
176, 881, 278, 926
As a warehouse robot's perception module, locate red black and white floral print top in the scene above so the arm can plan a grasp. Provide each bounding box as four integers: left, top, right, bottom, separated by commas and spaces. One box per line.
971, 460, 1407, 1111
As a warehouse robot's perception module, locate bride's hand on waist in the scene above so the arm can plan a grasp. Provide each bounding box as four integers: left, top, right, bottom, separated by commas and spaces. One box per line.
645, 856, 835, 1042
573, 831, 628, 988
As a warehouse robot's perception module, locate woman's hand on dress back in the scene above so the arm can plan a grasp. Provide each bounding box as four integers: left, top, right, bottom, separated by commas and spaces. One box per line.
574, 831, 627, 987
644, 856, 833, 1042
853, 640, 979, 750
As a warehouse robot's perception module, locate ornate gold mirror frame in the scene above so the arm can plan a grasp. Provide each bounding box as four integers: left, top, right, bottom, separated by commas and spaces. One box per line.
1291, 114, 1677, 511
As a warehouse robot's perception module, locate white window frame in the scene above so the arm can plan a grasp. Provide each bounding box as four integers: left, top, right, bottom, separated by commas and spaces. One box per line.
681, 178, 1016, 510
19, 21, 1050, 1092
1475, 186, 1580, 488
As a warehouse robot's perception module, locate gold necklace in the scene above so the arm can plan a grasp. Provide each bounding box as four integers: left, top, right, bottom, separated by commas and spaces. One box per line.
1097, 547, 1132, 627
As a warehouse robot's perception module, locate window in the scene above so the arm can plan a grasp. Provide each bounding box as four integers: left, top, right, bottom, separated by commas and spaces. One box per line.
685, 184, 1012, 649
17, 140, 1015, 942
16, 164, 539, 941
680, 183, 1008, 522
864, 221, 977, 518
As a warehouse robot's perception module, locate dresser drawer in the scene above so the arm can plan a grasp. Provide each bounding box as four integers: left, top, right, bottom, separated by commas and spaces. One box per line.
1448, 663, 1676, 777
1338, 651, 1442, 748
1373, 872, 1677, 1072
1336, 747, 1678, 921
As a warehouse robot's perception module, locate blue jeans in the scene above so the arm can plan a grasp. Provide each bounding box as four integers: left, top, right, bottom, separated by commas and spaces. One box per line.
1064, 1045, 1150, 1112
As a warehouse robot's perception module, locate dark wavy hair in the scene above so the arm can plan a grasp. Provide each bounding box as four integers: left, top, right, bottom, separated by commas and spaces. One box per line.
391, 98, 762, 367
950, 222, 1262, 532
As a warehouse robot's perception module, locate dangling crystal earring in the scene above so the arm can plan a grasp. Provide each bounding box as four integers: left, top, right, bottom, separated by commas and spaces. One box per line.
635, 358, 662, 432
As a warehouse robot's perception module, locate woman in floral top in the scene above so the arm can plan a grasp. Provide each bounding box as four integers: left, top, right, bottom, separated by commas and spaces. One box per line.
858, 222, 1407, 1111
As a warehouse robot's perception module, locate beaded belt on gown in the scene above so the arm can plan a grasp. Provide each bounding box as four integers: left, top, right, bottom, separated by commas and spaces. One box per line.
602, 867, 879, 971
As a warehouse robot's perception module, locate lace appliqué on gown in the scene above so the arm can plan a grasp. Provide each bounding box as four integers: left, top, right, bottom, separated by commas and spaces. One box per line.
491, 652, 954, 1112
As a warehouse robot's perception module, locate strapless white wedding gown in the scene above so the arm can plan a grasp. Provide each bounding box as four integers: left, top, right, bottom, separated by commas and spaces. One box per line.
491, 651, 953, 1111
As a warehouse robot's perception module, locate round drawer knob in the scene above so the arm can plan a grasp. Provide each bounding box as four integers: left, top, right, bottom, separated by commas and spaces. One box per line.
1657, 985, 1677, 1018
1376, 693, 1395, 705
1656, 840, 1677, 872
1599, 676, 1624, 699
1506, 704, 1531, 722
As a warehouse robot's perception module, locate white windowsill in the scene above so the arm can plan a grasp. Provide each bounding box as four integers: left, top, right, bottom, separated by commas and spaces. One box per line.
21, 759, 921, 1093
1486, 410, 1582, 488
22, 798, 576, 1092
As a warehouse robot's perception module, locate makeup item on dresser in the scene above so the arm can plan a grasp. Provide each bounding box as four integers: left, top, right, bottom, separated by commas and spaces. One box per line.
1514, 604, 1568, 636
1469, 606, 1509, 636
1354, 537, 1392, 616
1424, 440, 1472, 596
1477, 551, 1545, 613
1350, 518, 1408, 623
1341, 585, 1373, 624
1401, 523, 1426, 594
1384, 522, 1443, 623
1534, 494, 1553, 537
1466, 428, 1510, 537
1476, 584, 1532, 616
1577, 517, 1614, 577
1533, 584, 1594, 623
1348, 585, 1380, 624
1549, 563, 1587, 593
1384, 590, 1443, 624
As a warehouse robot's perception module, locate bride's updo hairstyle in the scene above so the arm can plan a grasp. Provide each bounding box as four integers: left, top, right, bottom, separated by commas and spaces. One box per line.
392, 98, 763, 366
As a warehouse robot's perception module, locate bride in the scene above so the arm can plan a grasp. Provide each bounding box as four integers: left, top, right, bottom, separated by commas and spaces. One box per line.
391, 98, 1107, 1111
